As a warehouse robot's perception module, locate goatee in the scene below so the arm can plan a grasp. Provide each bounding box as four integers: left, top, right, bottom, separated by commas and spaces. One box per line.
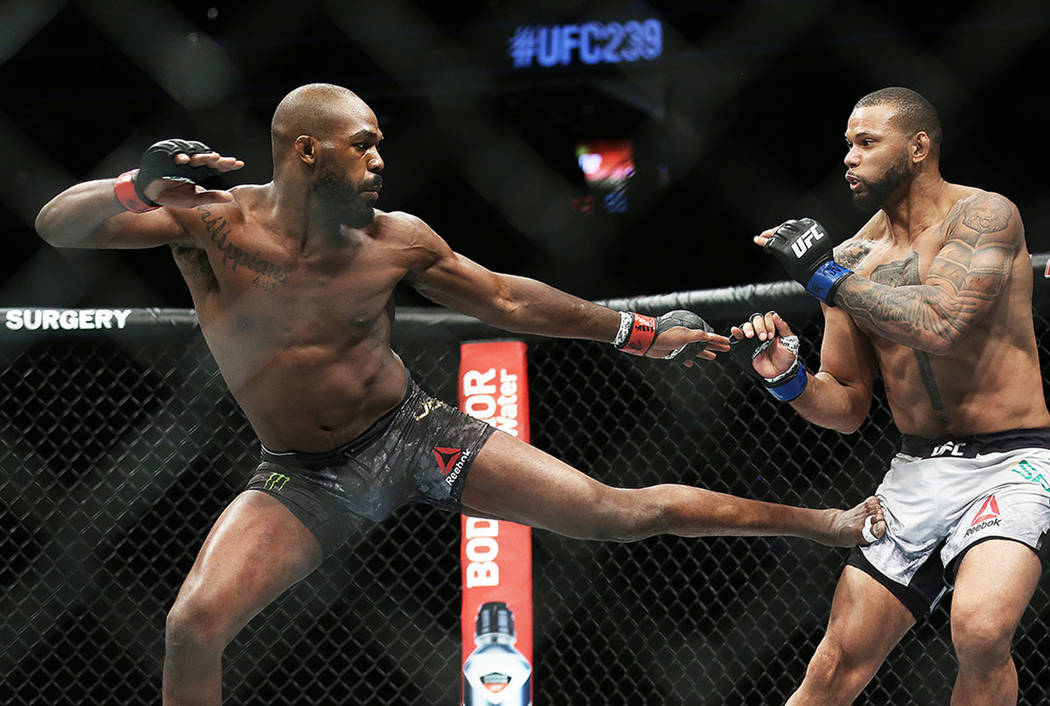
313, 177, 375, 227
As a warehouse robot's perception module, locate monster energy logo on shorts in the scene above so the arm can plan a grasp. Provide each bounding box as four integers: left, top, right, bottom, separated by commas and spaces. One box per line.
263, 472, 290, 491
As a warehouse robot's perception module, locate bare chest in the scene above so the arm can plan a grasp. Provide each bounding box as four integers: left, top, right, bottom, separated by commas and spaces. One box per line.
180, 209, 405, 337
839, 231, 945, 288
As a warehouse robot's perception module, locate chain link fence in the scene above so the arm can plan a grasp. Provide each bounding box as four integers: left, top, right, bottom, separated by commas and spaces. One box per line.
2, 262, 1049, 705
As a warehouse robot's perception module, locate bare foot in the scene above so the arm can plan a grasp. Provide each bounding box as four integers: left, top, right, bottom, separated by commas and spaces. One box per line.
821, 496, 886, 547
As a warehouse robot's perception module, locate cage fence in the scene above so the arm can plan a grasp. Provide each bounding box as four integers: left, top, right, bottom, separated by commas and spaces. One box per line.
2, 260, 1049, 705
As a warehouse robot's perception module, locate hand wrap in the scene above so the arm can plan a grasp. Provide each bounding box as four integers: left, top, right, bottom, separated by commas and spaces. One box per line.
762, 218, 853, 305
613, 312, 657, 355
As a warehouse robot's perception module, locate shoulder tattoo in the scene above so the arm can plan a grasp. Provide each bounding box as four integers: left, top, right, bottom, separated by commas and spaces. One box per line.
960, 194, 1011, 235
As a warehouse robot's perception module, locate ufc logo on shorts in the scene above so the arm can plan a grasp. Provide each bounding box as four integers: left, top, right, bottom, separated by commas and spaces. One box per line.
931, 441, 966, 457
791, 223, 824, 258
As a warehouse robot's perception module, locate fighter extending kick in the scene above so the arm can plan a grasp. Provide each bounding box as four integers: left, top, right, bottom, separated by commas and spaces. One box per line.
36, 83, 884, 705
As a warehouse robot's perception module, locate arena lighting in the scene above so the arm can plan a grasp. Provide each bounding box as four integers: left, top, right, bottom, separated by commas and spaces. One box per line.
507, 19, 662, 68
575, 139, 635, 213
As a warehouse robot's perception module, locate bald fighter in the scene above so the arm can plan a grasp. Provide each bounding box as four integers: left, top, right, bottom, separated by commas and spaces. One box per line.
36, 83, 884, 705
734, 86, 1050, 705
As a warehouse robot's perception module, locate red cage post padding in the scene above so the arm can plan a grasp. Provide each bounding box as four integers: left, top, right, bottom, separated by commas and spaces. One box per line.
459, 341, 534, 705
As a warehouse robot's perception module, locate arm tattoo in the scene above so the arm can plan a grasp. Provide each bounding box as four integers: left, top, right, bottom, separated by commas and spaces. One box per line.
834, 240, 875, 269
834, 193, 1016, 352
962, 200, 1011, 233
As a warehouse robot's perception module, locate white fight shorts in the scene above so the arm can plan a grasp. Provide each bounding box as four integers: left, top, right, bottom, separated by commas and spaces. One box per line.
847, 427, 1050, 618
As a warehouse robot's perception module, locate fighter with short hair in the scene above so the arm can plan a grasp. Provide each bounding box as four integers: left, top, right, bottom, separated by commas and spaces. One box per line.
734, 86, 1050, 705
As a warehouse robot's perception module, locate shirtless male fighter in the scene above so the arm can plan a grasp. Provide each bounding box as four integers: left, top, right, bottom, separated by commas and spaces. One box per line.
733, 86, 1050, 705
36, 83, 884, 705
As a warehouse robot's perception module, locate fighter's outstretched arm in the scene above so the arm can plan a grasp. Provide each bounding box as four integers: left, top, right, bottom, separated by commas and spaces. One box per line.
400, 213, 729, 361
35, 141, 243, 249
757, 192, 1022, 355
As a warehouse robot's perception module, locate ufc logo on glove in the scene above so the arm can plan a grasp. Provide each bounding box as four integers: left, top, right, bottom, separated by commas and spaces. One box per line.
762, 218, 854, 305
791, 223, 825, 258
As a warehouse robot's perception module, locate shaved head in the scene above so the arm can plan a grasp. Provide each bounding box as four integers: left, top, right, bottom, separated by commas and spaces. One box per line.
268, 83, 384, 227
270, 83, 371, 165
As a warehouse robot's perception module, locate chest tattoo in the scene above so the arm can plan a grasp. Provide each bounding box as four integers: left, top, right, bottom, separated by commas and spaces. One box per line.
197, 207, 289, 292
869, 251, 921, 287
866, 251, 943, 410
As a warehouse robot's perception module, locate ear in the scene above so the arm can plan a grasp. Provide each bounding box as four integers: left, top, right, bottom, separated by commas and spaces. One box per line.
911, 131, 932, 164
294, 135, 317, 165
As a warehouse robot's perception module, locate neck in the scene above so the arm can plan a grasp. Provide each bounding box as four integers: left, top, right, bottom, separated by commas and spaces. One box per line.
270, 180, 362, 252
879, 169, 948, 243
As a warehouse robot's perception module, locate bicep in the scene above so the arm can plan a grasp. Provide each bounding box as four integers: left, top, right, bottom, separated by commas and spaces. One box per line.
410, 250, 509, 315
403, 221, 505, 312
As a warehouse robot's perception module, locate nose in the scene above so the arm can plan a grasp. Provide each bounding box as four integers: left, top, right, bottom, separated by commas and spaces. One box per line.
844, 145, 860, 168
368, 147, 384, 172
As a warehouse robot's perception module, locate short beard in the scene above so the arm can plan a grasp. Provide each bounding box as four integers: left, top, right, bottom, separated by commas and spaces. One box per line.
852, 155, 912, 214
313, 175, 375, 228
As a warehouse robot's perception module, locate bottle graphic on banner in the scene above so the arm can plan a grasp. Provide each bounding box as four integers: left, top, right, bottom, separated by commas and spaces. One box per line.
463, 602, 532, 705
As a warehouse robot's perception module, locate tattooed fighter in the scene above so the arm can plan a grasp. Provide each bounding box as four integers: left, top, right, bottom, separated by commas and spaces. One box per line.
732, 86, 1050, 705
35, 83, 884, 705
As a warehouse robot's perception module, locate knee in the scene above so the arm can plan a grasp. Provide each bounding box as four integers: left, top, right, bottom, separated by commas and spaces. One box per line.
798, 638, 874, 700
578, 486, 668, 543
951, 607, 1014, 670
803, 640, 847, 689
165, 590, 235, 658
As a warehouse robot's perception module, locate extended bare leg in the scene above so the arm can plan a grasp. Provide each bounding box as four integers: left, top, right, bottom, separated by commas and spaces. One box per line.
461, 431, 885, 546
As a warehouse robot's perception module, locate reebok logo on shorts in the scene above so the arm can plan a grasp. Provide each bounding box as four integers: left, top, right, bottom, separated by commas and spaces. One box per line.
433, 446, 470, 487
433, 447, 463, 474
964, 495, 1002, 538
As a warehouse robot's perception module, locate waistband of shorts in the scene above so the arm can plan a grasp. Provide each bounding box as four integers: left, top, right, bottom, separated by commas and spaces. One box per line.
898, 427, 1050, 459
259, 370, 416, 468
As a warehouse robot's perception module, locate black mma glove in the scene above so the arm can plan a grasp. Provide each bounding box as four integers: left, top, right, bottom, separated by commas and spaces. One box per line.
762, 218, 853, 305
613, 309, 713, 363
114, 139, 222, 212
656, 310, 714, 363
135, 139, 222, 206
729, 318, 809, 402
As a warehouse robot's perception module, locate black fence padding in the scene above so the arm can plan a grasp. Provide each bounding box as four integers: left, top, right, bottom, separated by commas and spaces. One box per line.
2, 260, 1049, 704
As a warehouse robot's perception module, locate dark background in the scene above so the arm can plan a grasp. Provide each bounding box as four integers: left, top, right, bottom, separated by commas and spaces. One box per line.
2, 0, 1048, 310
3, 2, 1050, 704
